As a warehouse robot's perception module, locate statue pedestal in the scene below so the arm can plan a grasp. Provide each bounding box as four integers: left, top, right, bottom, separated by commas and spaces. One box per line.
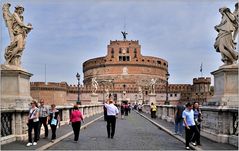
208, 65, 238, 107
91, 93, 99, 104
148, 93, 157, 105
1, 68, 33, 110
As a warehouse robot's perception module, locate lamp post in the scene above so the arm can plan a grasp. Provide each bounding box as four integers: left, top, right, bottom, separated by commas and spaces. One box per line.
164, 72, 170, 105
76, 72, 81, 105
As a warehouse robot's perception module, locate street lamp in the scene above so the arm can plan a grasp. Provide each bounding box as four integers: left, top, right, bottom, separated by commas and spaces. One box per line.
164, 72, 170, 105
76, 72, 81, 105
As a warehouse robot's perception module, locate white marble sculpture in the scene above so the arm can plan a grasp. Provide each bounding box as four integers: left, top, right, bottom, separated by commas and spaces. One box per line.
92, 77, 98, 94
214, 3, 239, 66
2, 4, 33, 66
149, 78, 157, 94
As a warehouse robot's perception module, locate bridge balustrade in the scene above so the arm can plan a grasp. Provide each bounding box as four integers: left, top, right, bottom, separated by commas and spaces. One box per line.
0, 104, 103, 145
142, 104, 238, 147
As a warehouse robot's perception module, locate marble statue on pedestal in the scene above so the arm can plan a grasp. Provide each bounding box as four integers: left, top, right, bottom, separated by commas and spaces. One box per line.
2, 4, 33, 67
214, 3, 239, 66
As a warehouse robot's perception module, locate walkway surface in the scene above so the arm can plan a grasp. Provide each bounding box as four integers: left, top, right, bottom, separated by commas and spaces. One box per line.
137, 111, 238, 150
1, 110, 238, 150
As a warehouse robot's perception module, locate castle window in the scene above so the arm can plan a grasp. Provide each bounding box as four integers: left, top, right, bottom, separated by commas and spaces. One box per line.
175, 94, 177, 97
170, 94, 173, 97
163, 62, 167, 66
134, 48, 137, 58
142, 59, 144, 62
123, 56, 126, 61
157, 61, 161, 64
119, 48, 122, 54
127, 48, 129, 53
119, 56, 122, 61
126, 56, 130, 61
147, 60, 150, 62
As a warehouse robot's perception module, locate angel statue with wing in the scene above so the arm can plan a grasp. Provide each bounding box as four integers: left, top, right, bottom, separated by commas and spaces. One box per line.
92, 77, 99, 94
2, 3, 33, 67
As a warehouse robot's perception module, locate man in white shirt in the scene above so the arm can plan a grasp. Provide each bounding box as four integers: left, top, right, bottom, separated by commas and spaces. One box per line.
104, 98, 119, 139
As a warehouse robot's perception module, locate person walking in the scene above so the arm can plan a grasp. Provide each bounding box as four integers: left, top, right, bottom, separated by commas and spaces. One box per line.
120, 103, 125, 119
182, 102, 196, 150
104, 98, 119, 139
70, 104, 84, 143
48, 104, 60, 142
174, 100, 185, 136
192, 102, 202, 146
38, 99, 49, 139
26, 100, 39, 147
150, 102, 157, 118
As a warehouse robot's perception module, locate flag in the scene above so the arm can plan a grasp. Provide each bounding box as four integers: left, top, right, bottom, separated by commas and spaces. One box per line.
200, 63, 203, 73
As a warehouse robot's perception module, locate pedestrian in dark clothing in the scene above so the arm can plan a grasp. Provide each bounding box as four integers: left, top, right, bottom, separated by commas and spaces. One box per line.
104, 99, 119, 139
174, 100, 185, 136
182, 102, 197, 150
120, 103, 125, 119
104, 106, 107, 121
124, 103, 129, 116
48, 104, 60, 142
26, 100, 39, 147
38, 99, 49, 139
70, 104, 84, 142
192, 102, 202, 146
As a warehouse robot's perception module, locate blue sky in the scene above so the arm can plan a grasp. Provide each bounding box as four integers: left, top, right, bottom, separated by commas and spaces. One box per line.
1, 0, 238, 85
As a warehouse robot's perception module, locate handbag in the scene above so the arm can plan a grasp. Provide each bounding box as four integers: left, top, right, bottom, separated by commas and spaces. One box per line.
51, 118, 57, 125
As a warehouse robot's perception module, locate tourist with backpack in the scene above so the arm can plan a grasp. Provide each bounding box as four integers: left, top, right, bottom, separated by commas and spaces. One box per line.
174, 100, 185, 136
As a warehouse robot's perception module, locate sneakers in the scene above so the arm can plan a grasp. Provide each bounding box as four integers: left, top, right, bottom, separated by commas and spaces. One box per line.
33, 142, 37, 145
192, 142, 196, 146
51, 139, 55, 143
186, 147, 190, 150
26, 142, 32, 147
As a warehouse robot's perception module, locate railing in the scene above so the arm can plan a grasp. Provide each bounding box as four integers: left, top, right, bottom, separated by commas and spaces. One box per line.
1, 111, 13, 137
142, 104, 238, 147
0, 104, 103, 145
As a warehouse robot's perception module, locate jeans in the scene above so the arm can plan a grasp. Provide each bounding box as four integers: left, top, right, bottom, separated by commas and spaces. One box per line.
72, 121, 81, 141
175, 118, 183, 134
185, 125, 197, 147
38, 117, 48, 138
28, 120, 39, 143
106, 115, 116, 138
50, 124, 57, 140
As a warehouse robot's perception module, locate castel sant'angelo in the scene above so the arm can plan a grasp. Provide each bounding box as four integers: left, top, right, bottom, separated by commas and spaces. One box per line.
83, 38, 168, 88
30, 33, 213, 105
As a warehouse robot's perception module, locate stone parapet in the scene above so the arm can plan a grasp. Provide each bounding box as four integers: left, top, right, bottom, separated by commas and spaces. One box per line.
142, 105, 238, 147
0, 104, 103, 145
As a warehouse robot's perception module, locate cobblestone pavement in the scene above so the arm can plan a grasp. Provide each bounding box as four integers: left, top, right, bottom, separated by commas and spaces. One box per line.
49, 111, 186, 150
138, 111, 238, 150
1, 114, 103, 150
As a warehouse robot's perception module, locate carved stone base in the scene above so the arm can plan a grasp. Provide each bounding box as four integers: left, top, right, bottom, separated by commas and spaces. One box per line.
91, 93, 99, 104
208, 65, 238, 107
1, 67, 33, 110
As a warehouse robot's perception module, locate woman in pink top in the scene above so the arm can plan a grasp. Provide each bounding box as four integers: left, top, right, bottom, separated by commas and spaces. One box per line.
70, 104, 84, 142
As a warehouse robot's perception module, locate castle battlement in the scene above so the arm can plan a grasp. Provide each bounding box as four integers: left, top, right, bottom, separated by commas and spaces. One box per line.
193, 77, 211, 84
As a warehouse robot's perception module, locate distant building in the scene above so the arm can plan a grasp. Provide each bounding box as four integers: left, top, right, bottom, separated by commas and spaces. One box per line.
30, 39, 213, 105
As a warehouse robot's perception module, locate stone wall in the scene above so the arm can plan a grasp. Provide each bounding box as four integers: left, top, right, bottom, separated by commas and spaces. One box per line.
0, 104, 103, 145
142, 105, 238, 147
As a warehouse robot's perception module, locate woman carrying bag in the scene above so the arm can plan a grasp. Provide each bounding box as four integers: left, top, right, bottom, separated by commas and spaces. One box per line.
26, 100, 39, 147
48, 104, 60, 142
69, 104, 84, 143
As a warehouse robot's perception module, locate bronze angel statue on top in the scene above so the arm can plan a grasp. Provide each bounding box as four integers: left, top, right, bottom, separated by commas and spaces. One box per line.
2, 3, 33, 66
